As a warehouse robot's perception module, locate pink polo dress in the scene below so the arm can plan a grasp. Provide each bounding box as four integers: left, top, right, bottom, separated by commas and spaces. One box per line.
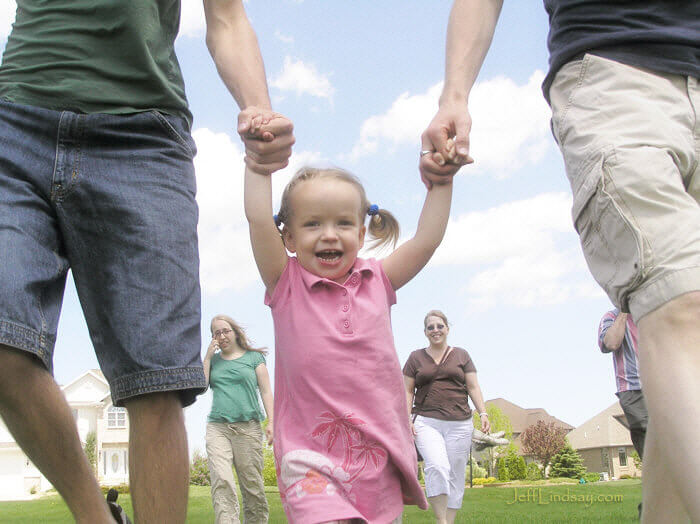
265, 257, 428, 523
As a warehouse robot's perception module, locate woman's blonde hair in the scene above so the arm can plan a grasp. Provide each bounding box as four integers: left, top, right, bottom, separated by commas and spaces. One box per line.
424, 309, 449, 328
210, 315, 267, 354
275, 166, 400, 250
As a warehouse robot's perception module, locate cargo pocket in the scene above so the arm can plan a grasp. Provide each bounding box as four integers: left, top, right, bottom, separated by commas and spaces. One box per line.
572, 151, 645, 308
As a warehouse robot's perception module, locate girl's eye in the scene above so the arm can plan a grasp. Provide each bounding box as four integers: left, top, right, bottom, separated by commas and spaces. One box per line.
303, 221, 319, 227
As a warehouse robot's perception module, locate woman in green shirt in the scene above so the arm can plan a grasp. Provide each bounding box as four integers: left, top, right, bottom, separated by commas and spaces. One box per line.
204, 314, 274, 524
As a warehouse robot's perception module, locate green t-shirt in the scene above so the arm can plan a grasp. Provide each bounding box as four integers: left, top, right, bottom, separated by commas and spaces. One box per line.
0, 0, 192, 125
208, 351, 266, 424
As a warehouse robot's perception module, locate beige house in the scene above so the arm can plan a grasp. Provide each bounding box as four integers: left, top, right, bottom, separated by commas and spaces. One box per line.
567, 401, 641, 479
0, 370, 129, 500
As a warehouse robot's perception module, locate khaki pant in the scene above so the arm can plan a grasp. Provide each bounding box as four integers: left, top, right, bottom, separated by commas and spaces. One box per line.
206, 420, 269, 524
549, 53, 700, 320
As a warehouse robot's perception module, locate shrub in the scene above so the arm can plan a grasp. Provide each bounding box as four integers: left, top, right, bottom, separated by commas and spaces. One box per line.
619, 474, 632, 479
83, 431, 97, 474
548, 442, 586, 479
526, 462, 543, 481
496, 457, 510, 482
466, 459, 488, 482
263, 445, 278, 487
472, 477, 497, 485
100, 483, 130, 495
190, 449, 211, 486
505, 446, 526, 480
584, 472, 600, 483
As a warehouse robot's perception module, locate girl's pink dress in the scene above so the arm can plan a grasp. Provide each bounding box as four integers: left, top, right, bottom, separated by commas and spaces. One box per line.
266, 257, 428, 523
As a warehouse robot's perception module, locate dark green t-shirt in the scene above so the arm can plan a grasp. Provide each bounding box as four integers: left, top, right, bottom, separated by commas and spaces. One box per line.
0, 0, 192, 125
208, 351, 266, 424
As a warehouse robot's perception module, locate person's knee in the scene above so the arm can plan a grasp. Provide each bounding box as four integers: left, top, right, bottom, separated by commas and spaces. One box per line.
0, 345, 48, 399
123, 391, 184, 428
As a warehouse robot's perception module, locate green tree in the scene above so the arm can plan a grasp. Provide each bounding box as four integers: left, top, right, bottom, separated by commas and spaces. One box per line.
631, 450, 642, 470
504, 445, 526, 480
190, 449, 211, 486
548, 441, 586, 479
496, 456, 510, 481
474, 406, 513, 476
83, 431, 97, 475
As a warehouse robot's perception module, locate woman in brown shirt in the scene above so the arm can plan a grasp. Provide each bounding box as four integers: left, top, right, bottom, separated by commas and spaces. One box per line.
403, 310, 490, 524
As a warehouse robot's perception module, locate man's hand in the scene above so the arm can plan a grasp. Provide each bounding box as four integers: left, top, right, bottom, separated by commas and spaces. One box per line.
237, 107, 295, 175
420, 100, 473, 188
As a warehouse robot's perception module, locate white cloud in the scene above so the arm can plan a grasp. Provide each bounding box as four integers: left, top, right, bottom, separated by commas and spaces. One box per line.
274, 30, 294, 44
270, 56, 334, 101
178, 0, 206, 38
193, 128, 323, 295
0, 1, 16, 41
350, 83, 443, 159
428, 192, 604, 310
350, 71, 552, 177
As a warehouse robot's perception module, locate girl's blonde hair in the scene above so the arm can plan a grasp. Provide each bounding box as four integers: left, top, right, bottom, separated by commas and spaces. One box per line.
275, 166, 400, 250
210, 315, 267, 354
424, 310, 449, 328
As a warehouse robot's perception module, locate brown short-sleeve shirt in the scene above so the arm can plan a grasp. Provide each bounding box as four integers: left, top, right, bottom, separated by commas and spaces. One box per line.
403, 347, 477, 421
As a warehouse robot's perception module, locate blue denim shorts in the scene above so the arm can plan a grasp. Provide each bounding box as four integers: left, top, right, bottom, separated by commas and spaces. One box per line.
0, 98, 206, 406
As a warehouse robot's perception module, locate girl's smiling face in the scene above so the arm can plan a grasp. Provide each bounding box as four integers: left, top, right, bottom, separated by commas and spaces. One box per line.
283, 178, 366, 284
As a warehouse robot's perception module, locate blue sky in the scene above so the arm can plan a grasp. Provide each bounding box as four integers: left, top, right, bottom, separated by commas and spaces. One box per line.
1, 1, 618, 457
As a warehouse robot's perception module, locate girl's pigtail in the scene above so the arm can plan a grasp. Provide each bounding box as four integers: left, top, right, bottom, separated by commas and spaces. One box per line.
367, 206, 400, 250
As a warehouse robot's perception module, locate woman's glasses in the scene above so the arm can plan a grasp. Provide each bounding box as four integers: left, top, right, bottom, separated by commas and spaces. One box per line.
213, 328, 233, 338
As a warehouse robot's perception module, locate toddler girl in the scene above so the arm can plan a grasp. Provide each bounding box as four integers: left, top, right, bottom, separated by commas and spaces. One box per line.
244, 160, 453, 523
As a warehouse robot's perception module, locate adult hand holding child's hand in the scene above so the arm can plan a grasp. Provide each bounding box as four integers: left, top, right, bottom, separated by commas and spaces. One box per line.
238, 107, 295, 175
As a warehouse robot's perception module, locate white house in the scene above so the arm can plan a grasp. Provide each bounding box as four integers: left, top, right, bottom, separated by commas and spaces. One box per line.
0, 370, 129, 501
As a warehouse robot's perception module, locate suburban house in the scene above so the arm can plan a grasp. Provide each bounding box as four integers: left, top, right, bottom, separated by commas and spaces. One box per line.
567, 401, 641, 479
0, 369, 129, 501
485, 397, 574, 452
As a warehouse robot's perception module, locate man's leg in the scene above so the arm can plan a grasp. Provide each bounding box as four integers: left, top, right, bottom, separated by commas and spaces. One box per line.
638, 291, 700, 521
0, 346, 113, 523
639, 417, 689, 523
617, 389, 648, 459
125, 392, 189, 524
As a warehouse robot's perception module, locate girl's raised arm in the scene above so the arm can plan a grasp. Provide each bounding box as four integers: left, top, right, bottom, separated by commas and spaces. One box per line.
244, 166, 288, 293
381, 180, 453, 290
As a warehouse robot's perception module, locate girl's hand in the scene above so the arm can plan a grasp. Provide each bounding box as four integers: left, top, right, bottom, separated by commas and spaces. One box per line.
265, 422, 274, 445
410, 421, 417, 437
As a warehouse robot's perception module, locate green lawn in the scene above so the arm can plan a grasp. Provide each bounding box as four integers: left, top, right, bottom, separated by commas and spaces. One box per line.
0, 480, 641, 523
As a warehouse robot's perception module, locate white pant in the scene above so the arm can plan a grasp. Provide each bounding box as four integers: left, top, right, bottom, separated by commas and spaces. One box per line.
414, 415, 473, 509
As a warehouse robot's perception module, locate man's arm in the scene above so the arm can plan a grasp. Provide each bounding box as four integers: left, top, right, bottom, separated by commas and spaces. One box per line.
420, 0, 504, 187
203, 0, 294, 174
599, 312, 628, 353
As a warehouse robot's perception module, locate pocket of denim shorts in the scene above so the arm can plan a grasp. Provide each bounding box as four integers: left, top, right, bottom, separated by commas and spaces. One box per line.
148, 111, 196, 158
572, 154, 644, 306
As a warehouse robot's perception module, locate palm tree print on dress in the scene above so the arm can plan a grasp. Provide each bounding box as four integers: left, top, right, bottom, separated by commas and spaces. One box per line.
312, 411, 388, 480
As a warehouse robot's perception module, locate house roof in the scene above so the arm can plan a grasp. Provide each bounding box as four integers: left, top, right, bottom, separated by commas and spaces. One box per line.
486, 398, 574, 435
567, 401, 633, 450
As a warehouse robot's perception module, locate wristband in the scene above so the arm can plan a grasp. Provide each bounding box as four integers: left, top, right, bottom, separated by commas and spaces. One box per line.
479, 412, 488, 417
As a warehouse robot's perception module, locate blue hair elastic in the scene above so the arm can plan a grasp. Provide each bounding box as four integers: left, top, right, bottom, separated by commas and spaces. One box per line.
367, 204, 379, 216
273, 214, 282, 226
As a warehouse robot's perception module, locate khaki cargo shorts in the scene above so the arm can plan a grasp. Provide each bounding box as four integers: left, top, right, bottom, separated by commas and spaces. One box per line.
549, 53, 700, 321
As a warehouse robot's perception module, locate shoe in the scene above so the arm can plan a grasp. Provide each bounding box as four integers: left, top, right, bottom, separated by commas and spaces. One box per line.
106, 489, 132, 524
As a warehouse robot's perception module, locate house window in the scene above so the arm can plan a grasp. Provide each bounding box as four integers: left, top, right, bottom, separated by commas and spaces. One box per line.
618, 447, 627, 466
601, 448, 609, 469
71, 409, 78, 422
108, 406, 127, 428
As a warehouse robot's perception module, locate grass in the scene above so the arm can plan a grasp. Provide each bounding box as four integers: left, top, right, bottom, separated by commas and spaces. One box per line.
0, 480, 642, 523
